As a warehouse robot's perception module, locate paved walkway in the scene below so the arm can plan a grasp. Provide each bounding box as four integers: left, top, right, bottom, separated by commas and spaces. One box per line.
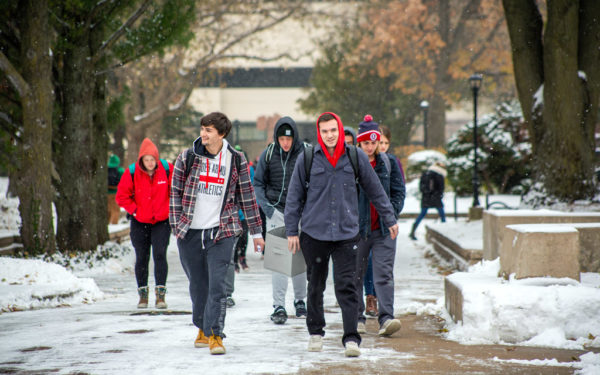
0, 220, 590, 374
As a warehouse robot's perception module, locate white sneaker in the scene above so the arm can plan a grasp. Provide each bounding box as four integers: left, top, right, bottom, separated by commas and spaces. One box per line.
378, 318, 402, 336
357, 322, 366, 334
344, 341, 360, 357
308, 335, 323, 352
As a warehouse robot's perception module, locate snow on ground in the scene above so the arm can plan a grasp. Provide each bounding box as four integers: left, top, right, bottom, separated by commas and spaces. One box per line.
2, 175, 599, 373
441, 259, 600, 351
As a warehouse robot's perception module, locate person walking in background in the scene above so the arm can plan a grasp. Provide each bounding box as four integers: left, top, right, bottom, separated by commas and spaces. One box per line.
285, 112, 399, 357
254, 116, 307, 325
115, 138, 172, 310
379, 124, 406, 182
354, 115, 405, 337
170, 112, 264, 355
344, 127, 356, 145
107, 154, 124, 225
409, 162, 447, 240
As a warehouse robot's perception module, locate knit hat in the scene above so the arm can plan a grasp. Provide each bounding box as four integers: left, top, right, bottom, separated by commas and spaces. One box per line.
357, 114, 380, 143
108, 154, 120, 168
276, 123, 293, 138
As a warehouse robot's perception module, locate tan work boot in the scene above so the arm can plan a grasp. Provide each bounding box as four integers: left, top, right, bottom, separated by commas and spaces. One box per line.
155, 286, 167, 309
194, 329, 209, 348
137, 286, 148, 309
209, 335, 226, 355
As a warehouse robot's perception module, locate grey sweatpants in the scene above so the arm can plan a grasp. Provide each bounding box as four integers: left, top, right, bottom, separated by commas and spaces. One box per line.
268, 209, 307, 307
178, 227, 235, 337
355, 230, 397, 326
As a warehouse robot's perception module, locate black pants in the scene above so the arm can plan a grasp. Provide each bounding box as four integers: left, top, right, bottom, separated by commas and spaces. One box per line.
130, 218, 170, 288
234, 219, 248, 263
300, 232, 361, 346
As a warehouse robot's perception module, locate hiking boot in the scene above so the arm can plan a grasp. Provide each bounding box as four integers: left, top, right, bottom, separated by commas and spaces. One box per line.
344, 341, 360, 357
155, 286, 167, 309
409, 223, 417, 240
270, 306, 287, 325
378, 318, 402, 337
226, 296, 235, 308
208, 335, 226, 355
137, 286, 148, 309
357, 322, 366, 334
194, 329, 209, 348
239, 256, 249, 270
307, 335, 323, 352
365, 295, 377, 317
294, 300, 307, 318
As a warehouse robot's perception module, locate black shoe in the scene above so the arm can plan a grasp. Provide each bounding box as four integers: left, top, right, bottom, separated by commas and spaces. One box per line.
226, 296, 235, 308
270, 306, 287, 324
294, 300, 307, 318
409, 233, 417, 240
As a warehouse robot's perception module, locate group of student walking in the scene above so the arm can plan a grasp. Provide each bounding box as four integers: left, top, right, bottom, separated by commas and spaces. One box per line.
113, 110, 412, 358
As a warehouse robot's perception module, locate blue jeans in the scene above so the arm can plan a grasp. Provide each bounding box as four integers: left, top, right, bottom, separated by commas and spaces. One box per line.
363, 252, 375, 296
413, 206, 446, 231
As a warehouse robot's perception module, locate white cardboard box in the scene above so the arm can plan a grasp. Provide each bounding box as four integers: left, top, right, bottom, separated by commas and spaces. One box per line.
263, 227, 306, 277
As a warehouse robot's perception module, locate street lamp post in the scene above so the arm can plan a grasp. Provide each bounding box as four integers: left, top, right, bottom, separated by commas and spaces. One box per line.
420, 100, 429, 148
469, 74, 483, 208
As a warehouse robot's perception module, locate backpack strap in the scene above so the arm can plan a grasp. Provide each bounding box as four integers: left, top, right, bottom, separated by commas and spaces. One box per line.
264, 142, 275, 165
129, 158, 170, 184
184, 148, 195, 181
347, 145, 360, 187
303, 144, 314, 190
381, 153, 391, 175
303, 144, 360, 191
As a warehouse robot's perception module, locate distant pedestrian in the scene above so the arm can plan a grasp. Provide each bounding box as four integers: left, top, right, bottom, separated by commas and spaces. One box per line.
378, 124, 406, 182
254, 116, 308, 325
107, 154, 124, 225
170, 112, 264, 355
354, 115, 405, 337
115, 138, 172, 310
409, 162, 447, 240
344, 127, 356, 145
285, 112, 399, 357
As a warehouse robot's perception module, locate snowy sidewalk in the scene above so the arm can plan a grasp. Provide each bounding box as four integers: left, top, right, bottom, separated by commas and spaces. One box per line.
0, 220, 445, 375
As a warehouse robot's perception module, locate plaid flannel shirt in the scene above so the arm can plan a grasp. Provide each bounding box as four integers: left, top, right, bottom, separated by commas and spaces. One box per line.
169, 144, 262, 240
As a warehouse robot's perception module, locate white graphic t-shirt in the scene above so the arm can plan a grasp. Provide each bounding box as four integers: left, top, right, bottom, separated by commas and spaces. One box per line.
190, 140, 232, 229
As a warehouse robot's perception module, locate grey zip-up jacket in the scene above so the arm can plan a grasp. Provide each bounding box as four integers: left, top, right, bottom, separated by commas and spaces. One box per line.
284, 143, 396, 242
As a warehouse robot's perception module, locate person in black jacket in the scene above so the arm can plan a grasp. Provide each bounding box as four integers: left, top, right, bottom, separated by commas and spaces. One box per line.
409, 162, 447, 240
254, 116, 307, 325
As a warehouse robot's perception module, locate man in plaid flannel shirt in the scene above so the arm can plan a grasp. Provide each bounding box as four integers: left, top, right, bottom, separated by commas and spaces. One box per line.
170, 112, 264, 355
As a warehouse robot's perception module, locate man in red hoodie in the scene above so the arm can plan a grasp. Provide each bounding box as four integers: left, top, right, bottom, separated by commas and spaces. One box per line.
116, 138, 172, 310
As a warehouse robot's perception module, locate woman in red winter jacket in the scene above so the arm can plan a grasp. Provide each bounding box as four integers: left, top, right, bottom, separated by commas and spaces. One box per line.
116, 138, 172, 309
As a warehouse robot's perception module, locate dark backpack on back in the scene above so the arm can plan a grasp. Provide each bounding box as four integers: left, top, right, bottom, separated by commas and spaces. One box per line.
303, 144, 360, 191
420, 171, 435, 195
108, 167, 121, 187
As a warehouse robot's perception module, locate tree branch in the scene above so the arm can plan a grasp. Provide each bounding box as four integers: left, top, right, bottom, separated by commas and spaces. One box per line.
91, 0, 152, 64
0, 110, 22, 142
469, 16, 505, 64
0, 51, 30, 98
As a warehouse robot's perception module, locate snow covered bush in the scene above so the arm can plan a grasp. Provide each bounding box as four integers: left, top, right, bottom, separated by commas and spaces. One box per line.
446, 101, 532, 195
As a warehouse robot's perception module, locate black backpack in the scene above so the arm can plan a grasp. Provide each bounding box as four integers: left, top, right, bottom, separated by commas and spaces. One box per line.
182, 146, 242, 181
108, 167, 121, 187
420, 171, 435, 194
303, 144, 360, 191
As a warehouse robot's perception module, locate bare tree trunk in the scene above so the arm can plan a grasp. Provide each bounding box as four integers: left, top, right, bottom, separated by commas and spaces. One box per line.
55, 36, 98, 251
14, 0, 56, 255
503, 0, 599, 201
91, 22, 110, 244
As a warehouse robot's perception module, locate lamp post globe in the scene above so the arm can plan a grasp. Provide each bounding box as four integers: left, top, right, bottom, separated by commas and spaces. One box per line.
468, 74, 482, 208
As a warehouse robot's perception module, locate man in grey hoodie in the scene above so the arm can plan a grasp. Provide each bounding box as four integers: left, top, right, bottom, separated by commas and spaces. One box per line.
254, 116, 308, 325
285, 112, 399, 358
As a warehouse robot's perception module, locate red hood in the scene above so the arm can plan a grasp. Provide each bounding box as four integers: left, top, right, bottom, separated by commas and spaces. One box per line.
138, 138, 160, 169
316, 112, 346, 168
